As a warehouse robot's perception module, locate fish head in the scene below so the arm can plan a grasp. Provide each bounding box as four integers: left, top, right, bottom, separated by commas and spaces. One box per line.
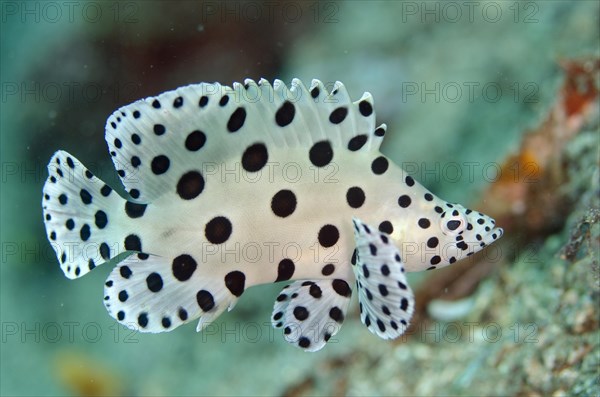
440, 202, 503, 253
399, 199, 503, 271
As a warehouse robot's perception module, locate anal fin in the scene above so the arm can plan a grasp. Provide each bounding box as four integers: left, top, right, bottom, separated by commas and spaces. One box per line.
352, 218, 415, 339
272, 279, 352, 352
104, 254, 240, 333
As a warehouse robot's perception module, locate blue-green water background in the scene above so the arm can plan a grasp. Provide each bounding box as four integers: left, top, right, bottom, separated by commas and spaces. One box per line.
1, 1, 598, 396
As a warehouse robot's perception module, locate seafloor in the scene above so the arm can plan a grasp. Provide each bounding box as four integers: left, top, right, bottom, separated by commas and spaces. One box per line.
1, 1, 598, 396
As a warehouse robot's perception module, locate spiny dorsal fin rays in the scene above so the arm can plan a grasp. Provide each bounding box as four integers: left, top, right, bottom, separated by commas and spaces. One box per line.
308, 79, 331, 143
104, 78, 378, 204
103, 253, 240, 334
289, 79, 318, 148
370, 123, 387, 152
296, 78, 327, 146
331, 81, 353, 147
274, 79, 302, 147
351, 217, 415, 339
350, 91, 377, 152
242, 79, 285, 149
272, 279, 352, 352
244, 79, 297, 149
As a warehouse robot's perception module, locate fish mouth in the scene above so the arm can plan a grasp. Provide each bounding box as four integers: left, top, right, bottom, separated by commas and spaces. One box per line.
482, 226, 504, 245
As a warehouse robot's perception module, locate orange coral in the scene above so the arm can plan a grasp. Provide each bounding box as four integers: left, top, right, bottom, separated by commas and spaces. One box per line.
480, 57, 599, 236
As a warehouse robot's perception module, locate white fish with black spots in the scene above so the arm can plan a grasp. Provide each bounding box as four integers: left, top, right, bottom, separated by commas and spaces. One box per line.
42, 78, 503, 351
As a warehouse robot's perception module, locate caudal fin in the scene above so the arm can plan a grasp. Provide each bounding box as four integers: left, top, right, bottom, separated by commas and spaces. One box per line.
42, 150, 144, 279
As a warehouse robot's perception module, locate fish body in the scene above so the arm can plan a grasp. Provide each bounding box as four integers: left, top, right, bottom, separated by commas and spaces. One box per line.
42, 78, 502, 351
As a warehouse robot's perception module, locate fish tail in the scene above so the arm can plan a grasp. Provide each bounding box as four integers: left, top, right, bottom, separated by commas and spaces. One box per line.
42, 150, 141, 279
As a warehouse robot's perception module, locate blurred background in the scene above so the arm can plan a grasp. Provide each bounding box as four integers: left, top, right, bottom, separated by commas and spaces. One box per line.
1, 1, 598, 396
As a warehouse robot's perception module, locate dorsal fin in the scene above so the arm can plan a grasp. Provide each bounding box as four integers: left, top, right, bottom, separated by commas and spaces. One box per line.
104, 79, 381, 203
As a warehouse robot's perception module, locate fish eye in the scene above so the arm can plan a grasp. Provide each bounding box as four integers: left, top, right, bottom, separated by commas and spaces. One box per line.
440, 209, 468, 236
